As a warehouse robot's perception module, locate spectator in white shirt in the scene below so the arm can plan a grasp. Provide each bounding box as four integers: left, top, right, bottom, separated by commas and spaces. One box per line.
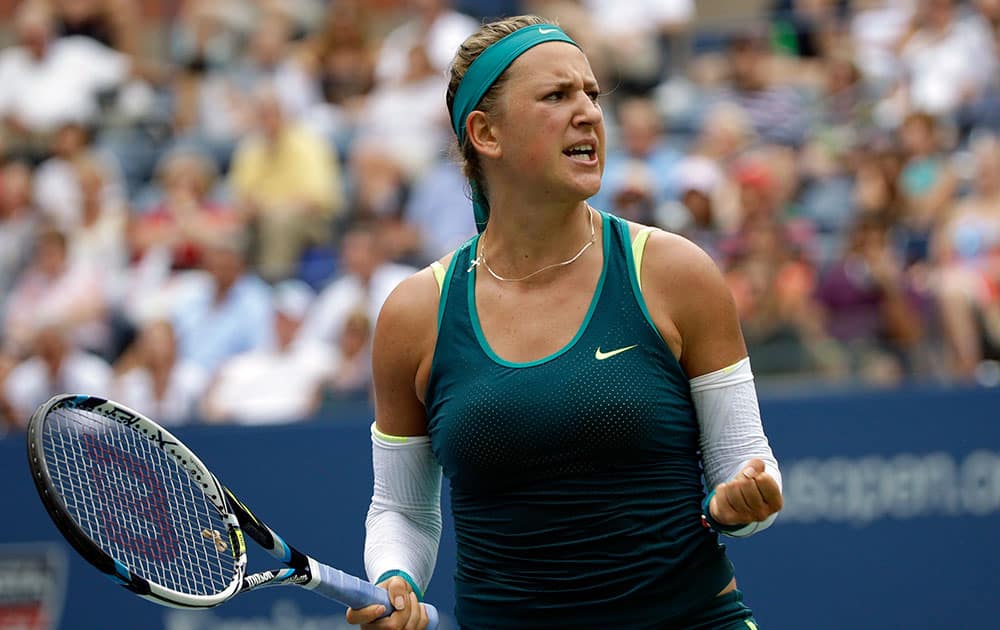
374, 0, 478, 86
897, 0, 997, 117
0, 2, 130, 158
200, 279, 332, 425
296, 223, 416, 349
0, 324, 112, 431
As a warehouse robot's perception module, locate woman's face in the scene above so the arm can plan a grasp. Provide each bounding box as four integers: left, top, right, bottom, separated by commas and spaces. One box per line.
490, 41, 605, 203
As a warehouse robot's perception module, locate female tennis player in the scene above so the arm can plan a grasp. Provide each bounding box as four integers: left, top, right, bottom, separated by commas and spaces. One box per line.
346, 15, 783, 630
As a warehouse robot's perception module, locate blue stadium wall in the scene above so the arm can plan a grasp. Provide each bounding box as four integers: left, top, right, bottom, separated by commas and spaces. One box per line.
3, 385, 999, 629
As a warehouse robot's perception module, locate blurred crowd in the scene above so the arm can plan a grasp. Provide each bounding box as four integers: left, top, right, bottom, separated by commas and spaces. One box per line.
1, 0, 1000, 434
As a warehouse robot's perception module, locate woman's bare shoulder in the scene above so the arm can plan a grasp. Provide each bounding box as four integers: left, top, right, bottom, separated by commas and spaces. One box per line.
625, 221, 722, 289
375, 251, 460, 352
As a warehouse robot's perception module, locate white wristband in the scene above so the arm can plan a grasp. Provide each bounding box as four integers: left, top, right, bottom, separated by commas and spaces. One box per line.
364, 423, 443, 594
690, 358, 782, 537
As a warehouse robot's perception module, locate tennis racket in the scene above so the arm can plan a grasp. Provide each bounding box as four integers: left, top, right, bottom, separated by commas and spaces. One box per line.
25, 393, 438, 627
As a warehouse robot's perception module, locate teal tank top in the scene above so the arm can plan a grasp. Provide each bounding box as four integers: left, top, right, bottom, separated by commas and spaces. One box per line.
425, 212, 734, 629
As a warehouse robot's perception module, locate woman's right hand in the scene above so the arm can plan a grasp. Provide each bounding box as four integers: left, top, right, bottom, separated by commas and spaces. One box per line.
344, 576, 430, 629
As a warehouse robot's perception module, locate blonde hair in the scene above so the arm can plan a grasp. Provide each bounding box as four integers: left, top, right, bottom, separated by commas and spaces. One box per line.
446, 15, 550, 199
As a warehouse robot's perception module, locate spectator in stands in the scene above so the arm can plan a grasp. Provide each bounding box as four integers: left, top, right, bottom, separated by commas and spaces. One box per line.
853, 143, 905, 220
347, 139, 410, 227
170, 228, 275, 375
2, 227, 109, 359
170, 2, 320, 168
590, 96, 683, 214
0, 1, 131, 161
225, 15, 320, 121
817, 215, 926, 384
770, 0, 844, 61
723, 216, 840, 377
201, 279, 331, 425
298, 1, 377, 148
129, 147, 240, 271
895, 0, 997, 119
355, 40, 451, 180
111, 319, 207, 426
297, 223, 416, 350
168, 0, 253, 73
170, 1, 253, 168
580, 0, 695, 92
662, 155, 725, 261
795, 50, 873, 267
67, 156, 127, 289
391, 158, 477, 266
0, 323, 112, 431
228, 85, 345, 282
32, 121, 126, 232
50, 0, 146, 74
308, 1, 377, 107
676, 102, 756, 235
374, 0, 478, 87
718, 29, 809, 147
0, 161, 39, 300
895, 111, 958, 267
0, 0, 997, 399
931, 133, 1000, 378
326, 308, 373, 401
849, 0, 915, 91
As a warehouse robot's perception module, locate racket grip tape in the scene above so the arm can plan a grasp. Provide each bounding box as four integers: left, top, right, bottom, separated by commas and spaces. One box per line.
309, 560, 439, 629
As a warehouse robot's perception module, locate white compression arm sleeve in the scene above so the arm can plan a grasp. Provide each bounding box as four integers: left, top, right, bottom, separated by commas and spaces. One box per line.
364, 423, 443, 595
690, 357, 782, 537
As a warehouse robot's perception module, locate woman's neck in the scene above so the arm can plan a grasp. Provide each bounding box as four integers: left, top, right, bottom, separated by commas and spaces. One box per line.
476, 201, 595, 279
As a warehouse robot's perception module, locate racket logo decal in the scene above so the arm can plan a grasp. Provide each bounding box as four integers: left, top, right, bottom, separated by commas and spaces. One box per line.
82, 433, 181, 564
245, 572, 277, 589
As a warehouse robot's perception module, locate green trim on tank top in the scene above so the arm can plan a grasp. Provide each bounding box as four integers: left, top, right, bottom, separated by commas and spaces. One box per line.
468, 211, 612, 368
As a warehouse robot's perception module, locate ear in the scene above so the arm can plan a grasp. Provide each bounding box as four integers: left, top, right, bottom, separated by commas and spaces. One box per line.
466, 110, 502, 159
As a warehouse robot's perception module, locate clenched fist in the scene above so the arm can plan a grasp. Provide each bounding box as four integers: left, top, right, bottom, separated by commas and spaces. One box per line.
709, 458, 783, 526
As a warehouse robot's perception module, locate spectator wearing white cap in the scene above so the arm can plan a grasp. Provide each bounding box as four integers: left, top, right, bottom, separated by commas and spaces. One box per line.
200, 279, 334, 425
659, 155, 726, 262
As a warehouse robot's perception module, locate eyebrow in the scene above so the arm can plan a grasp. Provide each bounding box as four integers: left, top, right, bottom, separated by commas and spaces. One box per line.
545, 78, 601, 91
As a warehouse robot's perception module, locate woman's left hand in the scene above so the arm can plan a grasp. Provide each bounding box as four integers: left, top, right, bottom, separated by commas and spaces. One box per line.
709, 458, 783, 526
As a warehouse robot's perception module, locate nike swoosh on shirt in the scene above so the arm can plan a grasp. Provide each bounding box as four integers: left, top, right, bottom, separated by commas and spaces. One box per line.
595, 345, 638, 360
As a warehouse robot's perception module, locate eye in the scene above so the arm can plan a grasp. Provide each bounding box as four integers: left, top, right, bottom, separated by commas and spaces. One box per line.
545, 91, 564, 101
587, 90, 601, 103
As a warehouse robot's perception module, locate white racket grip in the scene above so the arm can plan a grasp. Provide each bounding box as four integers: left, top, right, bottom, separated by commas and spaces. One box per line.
306, 558, 439, 629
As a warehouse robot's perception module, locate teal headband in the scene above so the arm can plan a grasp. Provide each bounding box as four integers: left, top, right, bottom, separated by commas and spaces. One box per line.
450, 24, 580, 231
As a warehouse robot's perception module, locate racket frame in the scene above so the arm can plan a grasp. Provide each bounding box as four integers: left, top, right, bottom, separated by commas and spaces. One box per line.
27, 394, 247, 609
26, 394, 438, 627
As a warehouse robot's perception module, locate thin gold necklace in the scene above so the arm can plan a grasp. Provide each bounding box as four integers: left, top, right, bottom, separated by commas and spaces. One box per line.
467, 206, 597, 282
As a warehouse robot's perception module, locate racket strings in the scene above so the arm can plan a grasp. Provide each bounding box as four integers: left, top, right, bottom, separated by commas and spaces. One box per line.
42, 407, 235, 596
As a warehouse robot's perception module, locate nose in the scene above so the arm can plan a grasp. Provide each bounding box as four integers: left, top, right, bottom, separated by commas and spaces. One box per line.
573, 92, 602, 128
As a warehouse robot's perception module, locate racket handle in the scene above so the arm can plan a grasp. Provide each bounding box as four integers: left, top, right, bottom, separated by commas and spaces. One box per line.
309, 561, 439, 629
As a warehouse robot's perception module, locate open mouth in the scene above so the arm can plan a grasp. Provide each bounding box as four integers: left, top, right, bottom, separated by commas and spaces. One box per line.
563, 143, 596, 162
